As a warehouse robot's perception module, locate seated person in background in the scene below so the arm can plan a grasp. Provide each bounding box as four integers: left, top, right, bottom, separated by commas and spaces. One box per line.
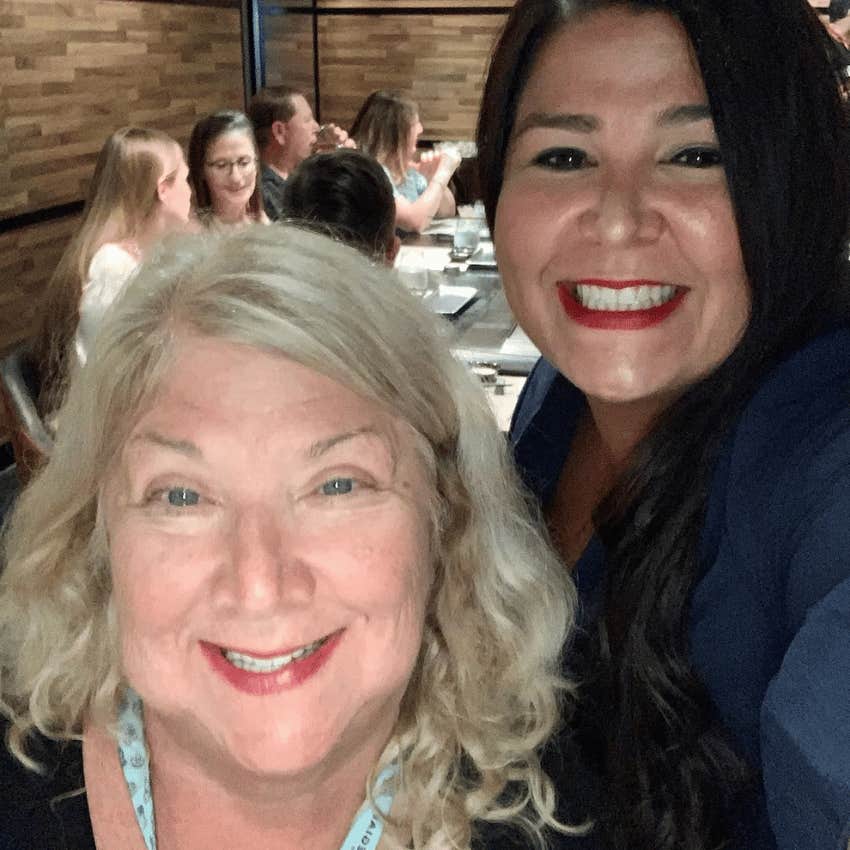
280, 148, 399, 265
351, 90, 460, 233
188, 110, 268, 229
33, 126, 191, 414
248, 87, 352, 221
0, 225, 579, 850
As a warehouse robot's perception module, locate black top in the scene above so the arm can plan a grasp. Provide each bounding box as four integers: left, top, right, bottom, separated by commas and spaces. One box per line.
0, 723, 94, 850
260, 163, 288, 223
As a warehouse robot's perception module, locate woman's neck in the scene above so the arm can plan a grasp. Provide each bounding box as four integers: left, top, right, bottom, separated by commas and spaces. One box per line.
584, 393, 674, 463
144, 711, 393, 850
214, 204, 252, 226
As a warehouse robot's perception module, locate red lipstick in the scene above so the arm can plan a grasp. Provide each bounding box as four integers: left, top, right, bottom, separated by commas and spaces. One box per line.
559, 279, 686, 330
201, 630, 343, 696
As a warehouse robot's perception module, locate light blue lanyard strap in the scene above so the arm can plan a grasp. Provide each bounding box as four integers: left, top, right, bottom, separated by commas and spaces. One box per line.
116, 689, 156, 850
117, 688, 397, 850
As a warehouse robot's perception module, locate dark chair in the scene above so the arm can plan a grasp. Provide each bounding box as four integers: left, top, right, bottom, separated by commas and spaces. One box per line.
0, 346, 53, 485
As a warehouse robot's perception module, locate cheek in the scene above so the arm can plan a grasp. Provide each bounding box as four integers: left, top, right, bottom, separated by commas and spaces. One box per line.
335, 515, 431, 620
110, 528, 212, 652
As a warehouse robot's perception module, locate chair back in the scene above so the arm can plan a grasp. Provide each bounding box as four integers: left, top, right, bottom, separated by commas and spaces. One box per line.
0, 346, 53, 484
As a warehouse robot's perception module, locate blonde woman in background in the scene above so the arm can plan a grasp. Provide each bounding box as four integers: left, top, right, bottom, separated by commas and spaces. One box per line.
188, 110, 269, 230
351, 90, 460, 233
0, 225, 580, 850
33, 126, 192, 414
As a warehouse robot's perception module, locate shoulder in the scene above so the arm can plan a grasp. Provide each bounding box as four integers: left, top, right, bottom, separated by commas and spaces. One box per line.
0, 720, 94, 849
87, 243, 138, 279
713, 329, 850, 604
509, 359, 584, 503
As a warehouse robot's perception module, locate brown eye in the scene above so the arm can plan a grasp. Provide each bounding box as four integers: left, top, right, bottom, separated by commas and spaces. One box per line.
533, 147, 590, 171
670, 147, 723, 168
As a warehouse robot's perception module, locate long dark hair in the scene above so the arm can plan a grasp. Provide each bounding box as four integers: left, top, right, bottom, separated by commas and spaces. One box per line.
187, 110, 264, 221
477, 1, 850, 847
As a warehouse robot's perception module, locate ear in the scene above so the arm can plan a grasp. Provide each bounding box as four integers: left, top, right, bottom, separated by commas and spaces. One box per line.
271, 119, 288, 147
156, 175, 170, 204
385, 234, 401, 267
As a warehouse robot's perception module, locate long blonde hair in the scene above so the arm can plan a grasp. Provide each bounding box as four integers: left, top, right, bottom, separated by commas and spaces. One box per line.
3, 225, 580, 848
33, 126, 180, 414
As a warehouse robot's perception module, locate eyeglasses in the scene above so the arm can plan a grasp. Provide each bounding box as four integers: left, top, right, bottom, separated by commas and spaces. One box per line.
204, 156, 257, 176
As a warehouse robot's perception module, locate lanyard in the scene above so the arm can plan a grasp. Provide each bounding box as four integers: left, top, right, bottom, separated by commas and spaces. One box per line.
117, 689, 395, 850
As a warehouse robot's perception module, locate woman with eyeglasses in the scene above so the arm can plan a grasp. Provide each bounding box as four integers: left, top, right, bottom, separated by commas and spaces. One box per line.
188, 110, 269, 229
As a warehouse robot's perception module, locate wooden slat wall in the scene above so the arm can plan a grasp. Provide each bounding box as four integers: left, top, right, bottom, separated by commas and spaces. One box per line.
317, 12, 507, 138
262, 9, 316, 103
0, 215, 81, 355
0, 0, 244, 441
262, 2, 510, 138
2, 0, 244, 220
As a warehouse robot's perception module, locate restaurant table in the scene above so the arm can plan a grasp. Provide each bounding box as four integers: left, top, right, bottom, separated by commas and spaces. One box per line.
397, 217, 540, 377
397, 217, 540, 430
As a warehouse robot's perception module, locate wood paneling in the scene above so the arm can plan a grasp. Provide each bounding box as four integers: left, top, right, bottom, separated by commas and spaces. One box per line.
1, 0, 245, 220
317, 12, 505, 139
0, 0, 245, 441
318, 1, 513, 8
262, 9, 316, 103
0, 215, 80, 360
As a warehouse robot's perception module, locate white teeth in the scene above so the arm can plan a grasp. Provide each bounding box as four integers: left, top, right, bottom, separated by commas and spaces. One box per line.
574, 284, 677, 311
223, 637, 327, 674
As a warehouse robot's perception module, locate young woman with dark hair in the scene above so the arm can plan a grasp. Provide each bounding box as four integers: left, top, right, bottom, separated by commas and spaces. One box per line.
188, 110, 268, 228
476, 1, 850, 848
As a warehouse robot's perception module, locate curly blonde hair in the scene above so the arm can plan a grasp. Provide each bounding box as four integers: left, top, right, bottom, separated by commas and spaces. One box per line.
1, 225, 579, 848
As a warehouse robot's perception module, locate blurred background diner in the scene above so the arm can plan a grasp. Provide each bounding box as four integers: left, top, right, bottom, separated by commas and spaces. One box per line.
351, 90, 460, 233
188, 109, 269, 229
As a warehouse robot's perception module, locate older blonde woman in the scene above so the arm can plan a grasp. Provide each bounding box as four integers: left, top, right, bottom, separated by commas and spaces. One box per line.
0, 226, 579, 849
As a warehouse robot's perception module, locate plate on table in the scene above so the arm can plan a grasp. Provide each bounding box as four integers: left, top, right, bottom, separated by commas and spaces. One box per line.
423, 285, 478, 316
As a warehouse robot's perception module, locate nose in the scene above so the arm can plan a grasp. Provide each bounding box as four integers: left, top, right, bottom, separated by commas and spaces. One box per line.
577, 167, 663, 246
220, 505, 315, 614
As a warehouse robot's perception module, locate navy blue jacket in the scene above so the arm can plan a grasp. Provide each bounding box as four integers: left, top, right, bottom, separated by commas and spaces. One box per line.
510, 328, 850, 850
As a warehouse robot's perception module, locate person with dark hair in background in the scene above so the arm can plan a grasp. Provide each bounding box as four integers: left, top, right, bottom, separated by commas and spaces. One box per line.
476, 0, 850, 848
188, 110, 268, 228
248, 87, 352, 221
280, 148, 399, 265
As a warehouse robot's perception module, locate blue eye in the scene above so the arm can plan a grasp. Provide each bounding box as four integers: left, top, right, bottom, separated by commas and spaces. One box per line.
670, 147, 722, 168
532, 147, 590, 171
166, 487, 200, 507
320, 478, 355, 496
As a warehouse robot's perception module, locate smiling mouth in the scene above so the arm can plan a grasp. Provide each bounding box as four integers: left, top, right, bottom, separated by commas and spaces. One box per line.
572, 281, 680, 311
220, 634, 333, 674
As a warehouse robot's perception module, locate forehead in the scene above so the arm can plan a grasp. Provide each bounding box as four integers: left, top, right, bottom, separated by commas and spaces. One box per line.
126, 336, 401, 447
518, 8, 706, 115
291, 95, 313, 119
206, 129, 254, 158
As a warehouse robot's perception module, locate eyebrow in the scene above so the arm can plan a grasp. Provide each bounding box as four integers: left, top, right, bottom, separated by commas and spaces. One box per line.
128, 431, 202, 458
308, 426, 393, 460
657, 103, 713, 126
513, 103, 712, 137
129, 425, 395, 463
